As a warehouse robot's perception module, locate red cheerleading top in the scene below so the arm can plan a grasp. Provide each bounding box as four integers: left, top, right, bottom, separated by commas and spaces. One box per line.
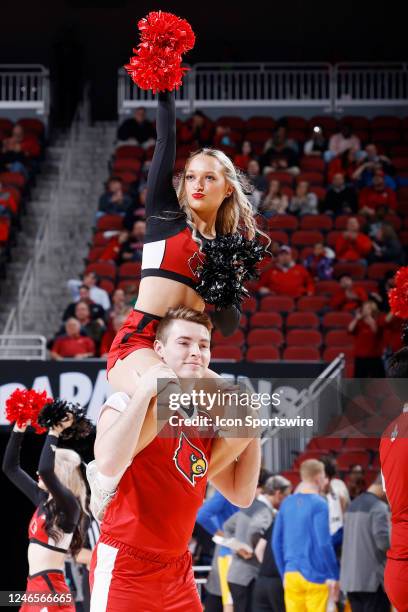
380, 411, 408, 560
100, 393, 214, 557
28, 507, 73, 553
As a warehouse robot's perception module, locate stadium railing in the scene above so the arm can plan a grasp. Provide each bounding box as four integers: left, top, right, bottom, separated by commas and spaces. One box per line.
0, 64, 50, 125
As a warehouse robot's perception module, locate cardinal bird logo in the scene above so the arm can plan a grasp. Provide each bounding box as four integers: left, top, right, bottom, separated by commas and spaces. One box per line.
173, 432, 208, 486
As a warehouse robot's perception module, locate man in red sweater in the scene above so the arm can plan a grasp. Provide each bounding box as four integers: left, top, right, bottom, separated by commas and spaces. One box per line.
359, 173, 397, 215
258, 245, 315, 297
50, 318, 95, 360
330, 274, 368, 312
335, 217, 372, 262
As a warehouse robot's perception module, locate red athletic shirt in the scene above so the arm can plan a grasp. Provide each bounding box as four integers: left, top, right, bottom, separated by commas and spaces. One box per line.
101, 418, 214, 556
380, 412, 408, 559
29, 507, 73, 553
351, 316, 385, 358
51, 334, 95, 358
258, 264, 315, 297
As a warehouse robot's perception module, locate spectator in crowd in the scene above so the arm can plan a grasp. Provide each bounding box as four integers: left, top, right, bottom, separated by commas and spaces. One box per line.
118, 218, 146, 264
246, 159, 268, 212
303, 125, 327, 157
348, 300, 386, 378
370, 269, 395, 312
234, 140, 254, 171
321, 457, 348, 555
224, 473, 280, 612
63, 285, 106, 322
258, 245, 315, 298
99, 230, 130, 263
99, 314, 126, 358
124, 184, 147, 229
116, 106, 156, 148
359, 173, 398, 216
251, 476, 292, 612
260, 180, 289, 217
106, 288, 128, 331
68, 272, 111, 311
50, 318, 95, 360
272, 459, 339, 612
98, 177, 133, 217
355, 143, 394, 178
382, 311, 405, 358
322, 173, 358, 215
0, 181, 18, 218
330, 274, 368, 312
1, 124, 40, 176
335, 217, 372, 263
304, 242, 334, 281
73, 301, 105, 347
346, 470, 367, 501
353, 154, 396, 191
264, 125, 299, 155
179, 110, 212, 147
196, 490, 238, 612
261, 133, 300, 176
340, 475, 390, 611
369, 222, 404, 264
213, 125, 238, 149
327, 148, 359, 184
288, 180, 319, 216
325, 124, 361, 162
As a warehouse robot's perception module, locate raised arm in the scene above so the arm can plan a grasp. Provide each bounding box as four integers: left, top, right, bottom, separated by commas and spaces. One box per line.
2, 424, 42, 506
38, 431, 80, 529
145, 92, 181, 220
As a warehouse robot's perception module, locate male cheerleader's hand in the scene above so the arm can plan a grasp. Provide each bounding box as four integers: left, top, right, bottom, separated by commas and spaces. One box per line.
13, 420, 31, 433
49, 413, 75, 436
136, 362, 179, 400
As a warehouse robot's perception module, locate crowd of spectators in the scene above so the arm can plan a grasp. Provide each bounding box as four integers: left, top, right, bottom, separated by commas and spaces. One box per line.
50, 108, 408, 373
194, 457, 390, 611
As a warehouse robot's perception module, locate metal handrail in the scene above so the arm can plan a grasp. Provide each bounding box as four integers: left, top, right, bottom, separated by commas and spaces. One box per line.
0, 334, 47, 359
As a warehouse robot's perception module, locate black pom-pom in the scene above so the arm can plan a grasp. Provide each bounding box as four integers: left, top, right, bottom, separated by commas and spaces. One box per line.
194, 234, 267, 309
38, 400, 94, 440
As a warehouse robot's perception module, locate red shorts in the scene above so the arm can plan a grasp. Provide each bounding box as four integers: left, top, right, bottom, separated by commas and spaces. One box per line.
89, 534, 202, 611
384, 558, 408, 612
107, 309, 161, 373
20, 570, 75, 611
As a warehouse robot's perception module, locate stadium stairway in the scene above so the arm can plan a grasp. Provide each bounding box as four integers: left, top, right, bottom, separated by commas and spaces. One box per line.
0, 122, 117, 337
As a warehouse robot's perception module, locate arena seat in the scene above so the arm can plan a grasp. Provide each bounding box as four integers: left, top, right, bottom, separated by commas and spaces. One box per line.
247, 328, 284, 347
267, 215, 298, 231
286, 312, 320, 328
367, 263, 398, 280
300, 157, 325, 173
291, 230, 324, 247
85, 261, 117, 281
246, 116, 276, 130
249, 312, 283, 328
260, 295, 295, 313
299, 215, 333, 231
325, 330, 353, 347
118, 262, 142, 281
212, 329, 245, 346
307, 437, 343, 451
297, 172, 324, 186
315, 280, 340, 296
322, 312, 353, 329
115, 145, 145, 160
96, 215, 124, 232
241, 296, 257, 313
246, 346, 280, 362
286, 329, 322, 347
282, 346, 321, 361
336, 451, 370, 471
333, 262, 366, 280
211, 346, 243, 361
267, 230, 289, 244
297, 296, 328, 312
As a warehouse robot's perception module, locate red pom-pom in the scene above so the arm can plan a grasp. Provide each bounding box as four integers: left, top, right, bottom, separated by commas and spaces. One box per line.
125, 11, 195, 93
389, 267, 408, 318
5, 388, 53, 434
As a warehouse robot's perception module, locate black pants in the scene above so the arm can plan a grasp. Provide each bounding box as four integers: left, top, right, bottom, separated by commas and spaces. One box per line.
228, 580, 255, 612
354, 357, 385, 379
203, 591, 223, 612
252, 575, 285, 612
348, 585, 390, 612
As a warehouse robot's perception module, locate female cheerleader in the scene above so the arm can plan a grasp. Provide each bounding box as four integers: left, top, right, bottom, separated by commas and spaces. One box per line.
2, 415, 88, 611
108, 15, 267, 396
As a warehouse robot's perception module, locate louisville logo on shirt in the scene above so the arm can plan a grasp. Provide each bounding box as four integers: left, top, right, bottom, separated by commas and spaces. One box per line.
173, 432, 208, 486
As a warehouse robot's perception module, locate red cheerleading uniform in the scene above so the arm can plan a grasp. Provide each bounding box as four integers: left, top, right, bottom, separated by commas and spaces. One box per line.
3, 432, 80, 612
90, 396, 215, 611
380, 411, 408, 612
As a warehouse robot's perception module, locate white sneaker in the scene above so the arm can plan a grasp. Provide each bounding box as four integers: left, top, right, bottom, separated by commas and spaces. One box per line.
86, 460, 117, 524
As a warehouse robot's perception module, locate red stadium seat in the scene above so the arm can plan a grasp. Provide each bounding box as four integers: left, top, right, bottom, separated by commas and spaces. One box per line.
211, 346, 243, 361
357, 280, 379, 294
343, 437, 379, 451
297, 172, 324, 186
371, 116, 401, 130
299, 215, 333, 231
92, 232, 110, 247
341, 116, 370, 130
118, 262, 141, 280
307, 437, 343, 451
336, 451, 370, 470
372, 130, 401, 144
216, 116, 245, 130
282, 347, 321, 361
309, 116, 337, 132
246, 116, 276, 130
281, 470, 300, 488
18, 118, 45, 136
241, 296, 257, 313
291, 231, 324, 247
297, 296, 328, 311
300, 157, 325, 173
293, 449, 328, 468
315, 280, 340, 296
323, 346, 354, 362
260, 296, 295, 313
246, 346, 280, 362
325, 330, 353, 347
245, 130, 271, 144
334, 215, 365, 230
267, 230, 289, 244
326, 231, 342, 248
212, 329, 245, 346
310, 186, 327, 200
286, 116, 309, 130
267, 215, 299, 231
115, 145, 145, 160
112, 159, 142, 173
333, 263, 366, 280
367, 263, 398, 280
99, 279, 115, 294
322, 312, 353, 329
286, 312, 320, 328
392, 157, 408, 172
0, 171, 26, 189
247, 328, 284, 347
87, 247, 105, 263
0, 218, 10, 243
265, 171, 293, 186
249, 312, 283, 328
96, 215, 124, 231
0, 118, 13, 133
286, 329, 322, 347
85, 262, 116, 281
